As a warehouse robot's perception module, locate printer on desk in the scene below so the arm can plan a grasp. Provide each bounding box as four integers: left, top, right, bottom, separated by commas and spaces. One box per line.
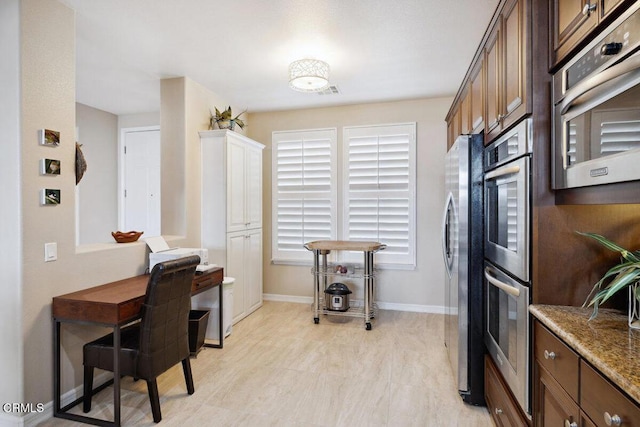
145, 236, 214, 273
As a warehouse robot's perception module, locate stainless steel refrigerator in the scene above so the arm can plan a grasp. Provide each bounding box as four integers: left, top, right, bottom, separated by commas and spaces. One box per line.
442, 134, 485, 406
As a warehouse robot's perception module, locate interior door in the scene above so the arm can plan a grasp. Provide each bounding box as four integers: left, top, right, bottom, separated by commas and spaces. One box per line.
122, 128, 161, 235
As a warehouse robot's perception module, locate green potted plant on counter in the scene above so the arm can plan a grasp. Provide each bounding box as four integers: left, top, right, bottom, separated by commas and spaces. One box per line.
209, 106, 246, 131
578, 231, 640, 328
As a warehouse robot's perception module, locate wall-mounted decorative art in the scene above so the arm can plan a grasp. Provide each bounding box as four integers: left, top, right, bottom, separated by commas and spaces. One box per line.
40, 189, 61, 205
39, 129, 60, 146
40, 159, 61, 175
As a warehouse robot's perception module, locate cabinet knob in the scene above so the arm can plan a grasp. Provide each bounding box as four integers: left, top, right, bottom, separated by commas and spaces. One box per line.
582, 3, 597, 16
604, 412, 622, 426
544, 350, 556, 360
565, 420, 578, 427
495, 408, 503, 415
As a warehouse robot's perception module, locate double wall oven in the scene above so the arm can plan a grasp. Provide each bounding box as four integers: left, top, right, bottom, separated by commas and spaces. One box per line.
483, 118, 532, 416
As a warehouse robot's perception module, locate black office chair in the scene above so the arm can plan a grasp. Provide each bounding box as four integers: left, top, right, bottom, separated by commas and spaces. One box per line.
82, 255, 201, 423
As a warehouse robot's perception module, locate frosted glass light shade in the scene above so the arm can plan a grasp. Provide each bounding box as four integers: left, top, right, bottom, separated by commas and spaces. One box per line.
289, 59, 330, 92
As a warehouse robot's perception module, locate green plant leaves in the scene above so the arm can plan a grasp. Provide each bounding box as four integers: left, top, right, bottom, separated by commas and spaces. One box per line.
577, 231, 640, 320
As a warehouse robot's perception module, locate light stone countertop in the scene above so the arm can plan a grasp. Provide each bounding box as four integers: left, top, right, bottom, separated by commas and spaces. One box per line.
530, 304, 640, 405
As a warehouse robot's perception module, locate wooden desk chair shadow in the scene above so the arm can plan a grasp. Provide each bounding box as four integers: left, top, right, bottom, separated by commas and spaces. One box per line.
82, 255, 201, 423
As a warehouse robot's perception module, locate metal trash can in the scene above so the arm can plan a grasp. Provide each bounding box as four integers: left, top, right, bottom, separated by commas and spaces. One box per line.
222, 277, 234, 337
324, 283, 352, 311
199, 276, 234, 341
188, 310, 210, 356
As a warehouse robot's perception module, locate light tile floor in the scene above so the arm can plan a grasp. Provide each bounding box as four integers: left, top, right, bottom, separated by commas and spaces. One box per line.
40, 301, 493, 426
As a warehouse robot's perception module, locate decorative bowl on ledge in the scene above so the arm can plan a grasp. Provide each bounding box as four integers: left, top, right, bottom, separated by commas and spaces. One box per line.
111, 231, 143, 243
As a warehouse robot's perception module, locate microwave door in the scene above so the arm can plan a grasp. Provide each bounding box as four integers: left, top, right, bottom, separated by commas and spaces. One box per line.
560, 53, 640, 117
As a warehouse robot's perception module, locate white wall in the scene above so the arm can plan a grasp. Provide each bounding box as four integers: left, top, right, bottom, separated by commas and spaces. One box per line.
0, 1, 24, 423
247, 97, 451, 311
76, 103, 119, 244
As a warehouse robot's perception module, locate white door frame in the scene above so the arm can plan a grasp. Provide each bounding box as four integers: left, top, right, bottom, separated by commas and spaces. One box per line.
118, 125, 161, 231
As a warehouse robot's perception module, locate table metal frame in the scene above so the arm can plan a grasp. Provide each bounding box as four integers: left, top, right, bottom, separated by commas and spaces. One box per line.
52, 268, 223, 426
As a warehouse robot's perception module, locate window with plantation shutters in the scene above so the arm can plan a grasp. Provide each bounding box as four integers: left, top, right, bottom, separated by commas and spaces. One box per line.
272, 129, 337, 262
342, 123, 416, 266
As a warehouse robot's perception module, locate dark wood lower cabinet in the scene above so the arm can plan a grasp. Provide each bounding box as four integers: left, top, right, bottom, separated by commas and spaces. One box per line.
533, 320, 640, 427
536, 363, 580, 427
485, 355, 530, 427
580, 361, 640, 427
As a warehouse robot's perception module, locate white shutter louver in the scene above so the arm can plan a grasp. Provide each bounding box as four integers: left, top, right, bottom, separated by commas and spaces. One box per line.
343, 124, 416, 266
272, 129, 336, 262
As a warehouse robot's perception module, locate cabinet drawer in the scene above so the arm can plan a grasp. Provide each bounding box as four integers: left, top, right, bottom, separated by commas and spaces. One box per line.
534, 321, 579, 401
486, 355, 529, 427
581, 360, 640, 427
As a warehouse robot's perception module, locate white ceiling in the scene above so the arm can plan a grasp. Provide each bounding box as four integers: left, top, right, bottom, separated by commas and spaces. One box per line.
59, 0, 499, 116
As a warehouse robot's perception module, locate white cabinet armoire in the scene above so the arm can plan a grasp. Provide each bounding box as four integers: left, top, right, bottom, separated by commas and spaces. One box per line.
200, 130, 264, 324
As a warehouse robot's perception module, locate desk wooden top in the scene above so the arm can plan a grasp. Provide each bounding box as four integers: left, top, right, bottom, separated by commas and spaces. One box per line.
52, 267, 223, 325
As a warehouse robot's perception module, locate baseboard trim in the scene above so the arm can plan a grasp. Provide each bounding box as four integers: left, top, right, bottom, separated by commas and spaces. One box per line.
262, 294, 445, 314
21, 372, 112, 427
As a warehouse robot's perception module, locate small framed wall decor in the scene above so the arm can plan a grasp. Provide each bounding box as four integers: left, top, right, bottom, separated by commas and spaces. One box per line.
40, 159, 61, 175
39, 129, 60, 147
40, 189, 61, 205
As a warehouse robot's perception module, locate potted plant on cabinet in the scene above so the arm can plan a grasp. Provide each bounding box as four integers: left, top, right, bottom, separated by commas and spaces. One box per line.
578, 231, 640, 328
209, 106, 246, 131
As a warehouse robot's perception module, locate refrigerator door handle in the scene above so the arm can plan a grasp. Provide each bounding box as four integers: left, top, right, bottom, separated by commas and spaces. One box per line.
441, 192, 454, 277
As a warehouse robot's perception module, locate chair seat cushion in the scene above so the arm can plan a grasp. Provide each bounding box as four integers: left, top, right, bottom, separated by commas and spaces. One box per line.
83, 323, 140, 377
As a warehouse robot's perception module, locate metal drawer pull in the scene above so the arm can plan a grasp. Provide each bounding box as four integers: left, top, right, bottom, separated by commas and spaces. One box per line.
582, 3, 597, 16
543, 350, 556, 360
565, 420, 578, 427
604, 412, 622, 426
495, 408, 503, 415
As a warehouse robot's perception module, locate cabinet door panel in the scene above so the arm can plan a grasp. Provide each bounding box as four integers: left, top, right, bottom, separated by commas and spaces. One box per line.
536, 364, 580, 427
580, 360, 640, 427
460, 91, 471, 135
503, 0, 525, 118
227, 140, 247, 232
485, 20, 501, 139
246, 230, 263, 313
551, 0, 597, 67
470, 58, 484, 133
227, 232, 247, 322
245, 146, 262, 229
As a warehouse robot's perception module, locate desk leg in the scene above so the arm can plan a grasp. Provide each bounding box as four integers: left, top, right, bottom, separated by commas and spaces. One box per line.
364, 250, 374, 331
53, 320, 61, 415
53, 319, 119, 427
313, 250, 320, 324
113, 326, 121, 426
203, 283, 224, 349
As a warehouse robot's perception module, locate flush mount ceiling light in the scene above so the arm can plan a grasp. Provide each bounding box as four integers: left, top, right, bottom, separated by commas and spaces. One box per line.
288, 59, 330, 92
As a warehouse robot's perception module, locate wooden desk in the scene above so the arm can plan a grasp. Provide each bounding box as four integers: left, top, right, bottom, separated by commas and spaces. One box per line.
52, 267, 223, 427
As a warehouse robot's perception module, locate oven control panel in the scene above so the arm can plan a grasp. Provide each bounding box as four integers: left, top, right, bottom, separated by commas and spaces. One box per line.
566, 6, 640, 91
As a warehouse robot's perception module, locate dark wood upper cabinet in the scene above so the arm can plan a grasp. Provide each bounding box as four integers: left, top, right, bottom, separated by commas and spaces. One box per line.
550, 0, 636, 70
469, 57, 484, 133
485, 0, 529, 143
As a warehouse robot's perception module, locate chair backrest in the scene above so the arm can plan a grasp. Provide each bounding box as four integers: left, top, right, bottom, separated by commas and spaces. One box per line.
137, 255, 200, 379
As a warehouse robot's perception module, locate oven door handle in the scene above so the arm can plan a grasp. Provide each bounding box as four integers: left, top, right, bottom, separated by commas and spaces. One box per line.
484, 267, 521, 297
560, 52, 640, 118
485, 165, 520, 181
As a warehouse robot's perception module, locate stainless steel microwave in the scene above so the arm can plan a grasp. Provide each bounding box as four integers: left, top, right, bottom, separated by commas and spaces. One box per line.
553, 3, 640, 189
